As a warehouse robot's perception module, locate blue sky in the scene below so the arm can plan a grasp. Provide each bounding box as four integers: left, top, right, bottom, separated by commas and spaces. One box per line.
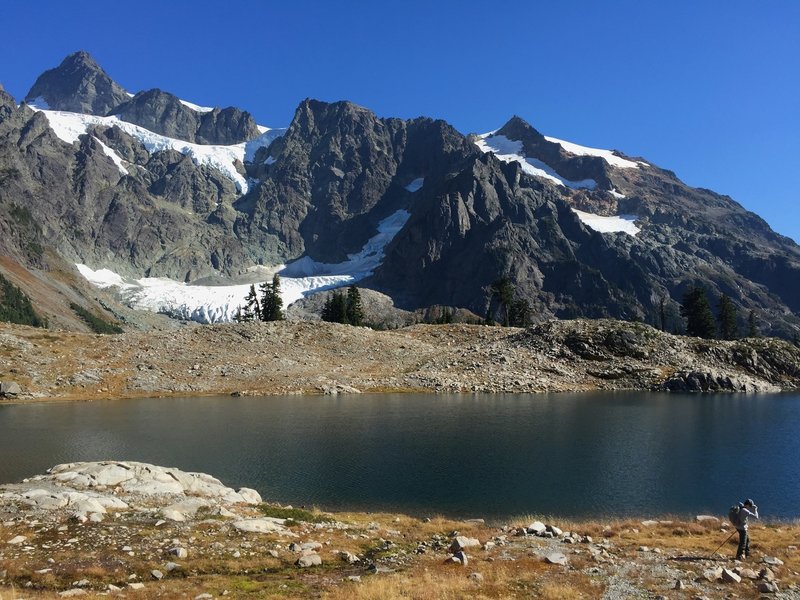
2, 1, 798, 242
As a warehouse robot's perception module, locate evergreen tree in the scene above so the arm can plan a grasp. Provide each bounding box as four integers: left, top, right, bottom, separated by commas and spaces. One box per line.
345, 285, 364, 326
747, 310, 759, 337
490, 277, 515, 326
321, 290, 348, 323
680, 286, 716, 339
233, 305, 245, 323
509, 298, 532, 327
0, 274, 45, 327
717, 293, 738, 340
242, 284, 260, 322
260, 274, 284, 321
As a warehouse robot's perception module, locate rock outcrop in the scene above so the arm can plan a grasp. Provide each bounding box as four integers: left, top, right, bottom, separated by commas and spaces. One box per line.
24, 51, 130, 115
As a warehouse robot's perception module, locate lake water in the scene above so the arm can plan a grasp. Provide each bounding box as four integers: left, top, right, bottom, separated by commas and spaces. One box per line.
1, 392, 798, 520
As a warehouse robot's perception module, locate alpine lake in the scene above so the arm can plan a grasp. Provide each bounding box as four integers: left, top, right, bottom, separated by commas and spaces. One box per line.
2, 391, 798, 520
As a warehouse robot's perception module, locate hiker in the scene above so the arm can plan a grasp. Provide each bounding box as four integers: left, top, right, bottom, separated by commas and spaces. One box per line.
731, 498, 759, 559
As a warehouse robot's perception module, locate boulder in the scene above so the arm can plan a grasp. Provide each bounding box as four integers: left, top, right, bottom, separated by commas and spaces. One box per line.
545, 552, 568, 565
449, 536, 480, 553
0, 381, 21, 397
721, 568, 742, 583
527, 521, 546, 535
758, 581, 779, 593
296, 553, 322, 568
232, 518, 289, 534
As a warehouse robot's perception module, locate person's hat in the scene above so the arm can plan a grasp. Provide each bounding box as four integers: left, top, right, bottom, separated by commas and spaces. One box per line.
744, 498, 755, 506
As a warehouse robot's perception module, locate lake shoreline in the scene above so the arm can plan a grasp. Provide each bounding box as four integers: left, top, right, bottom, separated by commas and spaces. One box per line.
2, 318, 798, 405
1, 461, 797, 599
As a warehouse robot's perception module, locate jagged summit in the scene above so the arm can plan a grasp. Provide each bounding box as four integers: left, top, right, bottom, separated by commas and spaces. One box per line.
110, 88, 261, 145
24, 50, 130, 115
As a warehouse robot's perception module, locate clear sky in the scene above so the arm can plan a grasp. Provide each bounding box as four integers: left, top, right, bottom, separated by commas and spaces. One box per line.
2, 1, 798, 242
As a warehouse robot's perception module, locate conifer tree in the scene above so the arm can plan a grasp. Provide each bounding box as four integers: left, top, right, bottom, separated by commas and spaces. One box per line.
509, 298, 532, 327
680, 286, 716, 339
260, 274, 284, 321
242, 284, 260, 322
490, 277, 515, 326
717, 293, 738, 340
321, 290, 348, 323
747, 310, 759, 337
345, 285, 364, 326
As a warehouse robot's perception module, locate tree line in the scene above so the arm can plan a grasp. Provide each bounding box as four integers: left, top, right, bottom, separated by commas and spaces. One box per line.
679, 286, 757, 340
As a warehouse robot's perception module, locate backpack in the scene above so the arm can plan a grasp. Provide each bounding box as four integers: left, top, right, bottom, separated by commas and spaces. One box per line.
728, 504, 741, 526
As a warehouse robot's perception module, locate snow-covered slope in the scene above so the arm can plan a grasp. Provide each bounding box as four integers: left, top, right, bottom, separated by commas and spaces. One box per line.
475, 134, 597, 189
28, 105, 284, 193
572, 209, 640, 236
544, 136, 646, 169
76, 210, 411, 323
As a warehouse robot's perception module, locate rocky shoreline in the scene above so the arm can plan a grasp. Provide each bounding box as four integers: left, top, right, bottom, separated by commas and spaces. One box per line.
1, 462, 798, 599
1, 319, 799, 403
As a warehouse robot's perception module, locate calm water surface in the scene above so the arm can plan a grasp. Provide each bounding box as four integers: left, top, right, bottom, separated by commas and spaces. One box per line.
1, 392, 798, 519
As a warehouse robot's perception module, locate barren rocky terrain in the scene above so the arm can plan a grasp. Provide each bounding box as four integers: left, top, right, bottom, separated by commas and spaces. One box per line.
1, 318, 799, 403
1, 461, 798, 600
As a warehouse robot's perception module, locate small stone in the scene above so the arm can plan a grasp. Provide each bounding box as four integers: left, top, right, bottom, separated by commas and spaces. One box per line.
7, 535, 26, 545
74, 579, 90, 588
296, 553, 322, 568
469, 572, 484, 582
759, 567, 775, 581
695, 515, 719, 523
674, 579, 685, 590
339, 551, 360, 564
545, 552, 568, 566
59, 590, 87, 598
348, 575, 362, 582
526, 521, 546, 535
108, 584, 122, 592
444, 556, 462, 565
267, 550, 279, 558
763, 556, 784, 566
122, 545, 133, 552
449, 536, 480, 553
128, 582, 145, 590
155, 519, 166, 527
232, 550, 241, 558
641, 520, 658, 527
165, 562, 181, 572
721, 568, 742, 583
195, 595, 213, 600
151, 570, 163, 580
758, 581, 779, 593
169, 547, 188, 559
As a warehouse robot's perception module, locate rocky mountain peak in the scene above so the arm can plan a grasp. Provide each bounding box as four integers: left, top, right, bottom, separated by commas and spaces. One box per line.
111, 88, 261, 145
24, 50, 130, 115
496, 115, 546, 140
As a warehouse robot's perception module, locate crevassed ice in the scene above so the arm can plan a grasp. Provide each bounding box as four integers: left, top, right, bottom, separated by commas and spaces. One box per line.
75, 210, 411, 323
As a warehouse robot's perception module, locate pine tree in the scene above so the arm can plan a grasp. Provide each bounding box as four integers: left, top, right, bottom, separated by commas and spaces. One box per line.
233, 305, 245, 323
321, 291, 348, 323
747, 310, 759, 337
242, 284, 260, 322
509, 298, 532, 327
260, 274, 284, 321
490, 277, 515, 326
345, 285, 364, 326
680, 286, 716, 339
717, 293, 738, 340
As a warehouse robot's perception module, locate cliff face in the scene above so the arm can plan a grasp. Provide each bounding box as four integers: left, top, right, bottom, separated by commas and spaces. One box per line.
2, 52, 800, 337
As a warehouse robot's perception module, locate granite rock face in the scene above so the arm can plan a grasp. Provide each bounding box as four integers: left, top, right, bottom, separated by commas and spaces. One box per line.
24, 51, 130, 115
111, 88, 261, 145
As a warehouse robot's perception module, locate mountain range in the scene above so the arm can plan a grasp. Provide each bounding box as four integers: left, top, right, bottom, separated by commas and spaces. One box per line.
1, 51, 799, 337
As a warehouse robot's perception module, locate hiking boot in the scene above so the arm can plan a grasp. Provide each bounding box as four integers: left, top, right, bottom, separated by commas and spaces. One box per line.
735, 555, 743, 560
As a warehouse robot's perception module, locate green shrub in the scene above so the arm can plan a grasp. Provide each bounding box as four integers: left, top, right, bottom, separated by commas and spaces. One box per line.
70, 302, 123, 334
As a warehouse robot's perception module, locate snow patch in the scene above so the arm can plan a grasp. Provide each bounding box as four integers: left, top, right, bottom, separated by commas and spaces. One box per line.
75, 210, 411, 323
571, 208, 640, 236
545, 136, 645, 169
609, 188, 626, 199
32, 108, 283, 194
178, 98, 214, 113
93, 137, 129, 175
405, 178, 424, 193
475, 134, 596, 189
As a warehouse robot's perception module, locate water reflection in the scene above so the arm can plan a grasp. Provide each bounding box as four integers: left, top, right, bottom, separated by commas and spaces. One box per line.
1, 392, 797, 518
